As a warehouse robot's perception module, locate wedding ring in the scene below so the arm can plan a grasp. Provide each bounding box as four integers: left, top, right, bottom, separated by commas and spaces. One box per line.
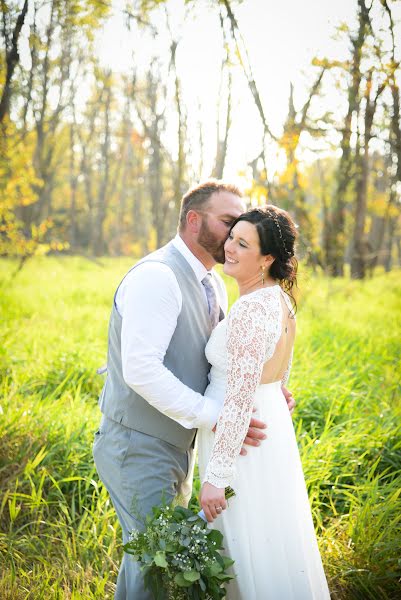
216, 506, 222, 513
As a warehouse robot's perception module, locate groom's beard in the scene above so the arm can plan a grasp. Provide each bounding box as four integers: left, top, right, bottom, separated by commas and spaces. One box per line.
198, 218, 226, 264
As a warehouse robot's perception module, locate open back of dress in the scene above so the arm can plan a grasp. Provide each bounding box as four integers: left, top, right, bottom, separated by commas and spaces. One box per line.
260, 289, 296, 384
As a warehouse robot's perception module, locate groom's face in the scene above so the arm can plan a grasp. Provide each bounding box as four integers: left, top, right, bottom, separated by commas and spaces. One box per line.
197, 191, 244, 263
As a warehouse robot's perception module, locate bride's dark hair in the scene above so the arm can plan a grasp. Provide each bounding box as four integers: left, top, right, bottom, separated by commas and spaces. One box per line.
230, 205, 298, 310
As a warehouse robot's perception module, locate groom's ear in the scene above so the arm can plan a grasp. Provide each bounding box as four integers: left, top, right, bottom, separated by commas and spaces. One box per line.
186, 209, 202, 234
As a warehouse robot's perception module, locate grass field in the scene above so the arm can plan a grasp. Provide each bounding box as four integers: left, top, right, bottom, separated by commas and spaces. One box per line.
0, 257, 400, 599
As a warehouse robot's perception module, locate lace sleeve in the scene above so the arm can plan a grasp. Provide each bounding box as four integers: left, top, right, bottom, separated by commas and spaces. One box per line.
203, 292, 281, 489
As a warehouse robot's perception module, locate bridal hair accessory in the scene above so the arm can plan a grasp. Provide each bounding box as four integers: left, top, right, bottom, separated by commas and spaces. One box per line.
266, 210, 292, 257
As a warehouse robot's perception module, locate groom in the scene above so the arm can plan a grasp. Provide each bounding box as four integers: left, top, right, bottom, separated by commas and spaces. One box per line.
93, 180, 295, 599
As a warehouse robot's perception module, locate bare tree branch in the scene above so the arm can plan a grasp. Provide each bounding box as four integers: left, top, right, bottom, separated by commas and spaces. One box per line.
220, 0, 277, 143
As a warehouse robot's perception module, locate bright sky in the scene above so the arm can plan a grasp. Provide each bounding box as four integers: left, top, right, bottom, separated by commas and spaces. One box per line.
93, 0, 397, 183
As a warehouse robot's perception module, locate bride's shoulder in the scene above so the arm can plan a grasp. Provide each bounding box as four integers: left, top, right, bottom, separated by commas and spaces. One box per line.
240, 285, 281, 304
229, 286, 280, 316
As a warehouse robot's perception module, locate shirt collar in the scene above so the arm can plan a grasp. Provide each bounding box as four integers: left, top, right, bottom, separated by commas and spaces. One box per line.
172, 234, 210, 283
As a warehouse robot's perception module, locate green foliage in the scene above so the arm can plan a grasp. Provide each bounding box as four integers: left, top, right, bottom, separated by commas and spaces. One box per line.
0, 121, 49, 260
124, 503, 234, 599
0, 257, 400, 598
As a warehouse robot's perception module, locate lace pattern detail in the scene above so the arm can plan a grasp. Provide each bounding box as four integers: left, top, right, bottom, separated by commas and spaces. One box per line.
204, 287, 286, 488
281, 347, 293, 386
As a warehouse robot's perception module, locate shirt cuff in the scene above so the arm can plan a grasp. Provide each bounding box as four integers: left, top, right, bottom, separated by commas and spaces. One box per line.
194, 394, 222, 430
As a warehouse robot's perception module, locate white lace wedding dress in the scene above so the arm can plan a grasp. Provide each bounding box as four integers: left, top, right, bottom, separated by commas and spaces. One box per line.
198, 286, 330, 599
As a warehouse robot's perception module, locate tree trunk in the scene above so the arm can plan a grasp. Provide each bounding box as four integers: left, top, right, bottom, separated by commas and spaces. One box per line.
213, 70, 232, 180
328, 0, 368, 276
383, 216, 396, 271
69, 112, 78, 250
149, 136, 164, 248
220, 0, 276, 143
78, 95, 98, 250
133, 64, 167, 249
114, 105, 132, 255
351, 71, 378, 279
93, 77, 112, 256
171, 41, 186, 211
0, 0, 29, 123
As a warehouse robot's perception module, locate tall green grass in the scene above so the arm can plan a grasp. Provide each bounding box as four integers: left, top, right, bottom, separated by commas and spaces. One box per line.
0, 257, 400, 599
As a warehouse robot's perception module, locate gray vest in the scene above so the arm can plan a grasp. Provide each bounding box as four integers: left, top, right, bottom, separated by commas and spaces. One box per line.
98, 242, 215, 450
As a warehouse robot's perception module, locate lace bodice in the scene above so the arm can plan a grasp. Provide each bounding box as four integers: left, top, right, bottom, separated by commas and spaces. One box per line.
204, 286, 294, 489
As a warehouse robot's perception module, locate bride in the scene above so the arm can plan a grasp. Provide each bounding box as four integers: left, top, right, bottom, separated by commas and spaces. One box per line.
198, 206, 330, 599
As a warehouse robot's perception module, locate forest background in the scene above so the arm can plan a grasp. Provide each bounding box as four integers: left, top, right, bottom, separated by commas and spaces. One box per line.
1, 0, 401, 276
1, 1, 401, 599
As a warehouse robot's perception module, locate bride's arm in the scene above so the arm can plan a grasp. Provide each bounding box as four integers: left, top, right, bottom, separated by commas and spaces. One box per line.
203, 294, 281, 490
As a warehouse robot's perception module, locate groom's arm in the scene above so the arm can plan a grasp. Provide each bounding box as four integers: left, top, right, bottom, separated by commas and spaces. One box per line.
118, 263, 221, 430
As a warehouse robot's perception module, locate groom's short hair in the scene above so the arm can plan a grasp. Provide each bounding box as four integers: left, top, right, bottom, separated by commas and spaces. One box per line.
179, 179, 242, 231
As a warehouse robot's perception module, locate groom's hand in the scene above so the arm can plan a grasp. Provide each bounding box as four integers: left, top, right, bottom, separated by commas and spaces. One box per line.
282, 386, 295, 415
240, 414, 267, 456
212, 411, 267, 456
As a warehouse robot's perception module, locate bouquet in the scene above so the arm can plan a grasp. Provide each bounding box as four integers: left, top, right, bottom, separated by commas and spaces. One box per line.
124, 488, 235, 600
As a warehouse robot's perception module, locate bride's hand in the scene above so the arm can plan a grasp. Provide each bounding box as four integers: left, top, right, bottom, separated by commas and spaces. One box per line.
200, 482, 227, 522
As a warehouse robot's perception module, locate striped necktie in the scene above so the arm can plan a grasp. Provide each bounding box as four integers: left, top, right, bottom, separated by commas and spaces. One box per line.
202, 273, 220, 329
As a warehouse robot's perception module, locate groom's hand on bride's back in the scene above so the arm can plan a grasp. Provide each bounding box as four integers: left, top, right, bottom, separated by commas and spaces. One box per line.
240, 415, 268, 455
282, 386, 296, 416
210, 386, 296, 457
240, 388, 296, 455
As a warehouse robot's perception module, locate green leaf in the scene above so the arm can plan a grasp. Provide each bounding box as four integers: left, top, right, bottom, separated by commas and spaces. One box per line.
173, 506, 193, 520
216, 553, 225, 567
174, 572, 193, 588
208, 528, 223, 547
143, 552, 153, 564
187, 515, 201, 522
159, 539, 166, 550
183, 570, 200, 582
208, 561, 223, 576
221, 555, 235, 569
216, 572, 233, 582
180, 526, 191, 536
225, 486, 236, 500
154, 551, 168, 568
165, 542, 178, 552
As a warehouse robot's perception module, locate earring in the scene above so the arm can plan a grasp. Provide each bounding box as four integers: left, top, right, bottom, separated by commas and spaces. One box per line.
260, 266, 265, 286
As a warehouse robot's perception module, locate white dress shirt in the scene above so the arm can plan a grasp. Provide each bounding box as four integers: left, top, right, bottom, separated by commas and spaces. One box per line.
115, 235, 227, 430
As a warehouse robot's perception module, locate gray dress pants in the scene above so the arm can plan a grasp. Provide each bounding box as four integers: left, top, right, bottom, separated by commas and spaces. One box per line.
93, 415, 195, 600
